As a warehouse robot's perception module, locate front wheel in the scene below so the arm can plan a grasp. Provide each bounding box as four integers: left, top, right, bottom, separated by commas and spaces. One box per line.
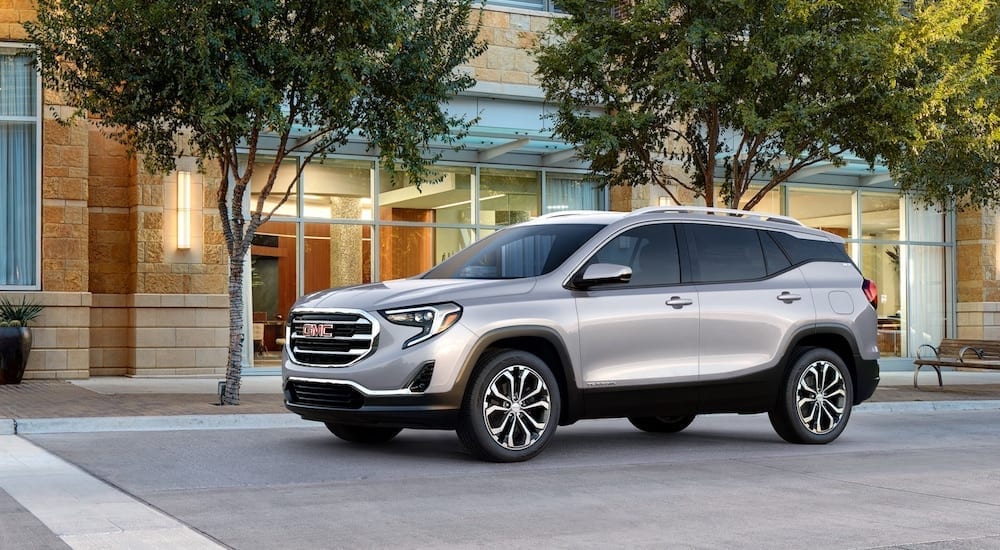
769, 347, 854, 444
325, 423, 402, 444
457, 349, 561, 462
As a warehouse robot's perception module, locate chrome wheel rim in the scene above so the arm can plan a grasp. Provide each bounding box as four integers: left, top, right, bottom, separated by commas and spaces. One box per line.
482, 365, 551, 451
796, 360, 847, 435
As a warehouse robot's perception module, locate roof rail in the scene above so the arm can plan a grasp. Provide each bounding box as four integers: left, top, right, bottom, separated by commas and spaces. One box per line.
534, 209, 611, 219
631, 205, 804, 226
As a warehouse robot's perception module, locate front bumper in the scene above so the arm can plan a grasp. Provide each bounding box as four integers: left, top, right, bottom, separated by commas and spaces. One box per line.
283, 377, 461, 429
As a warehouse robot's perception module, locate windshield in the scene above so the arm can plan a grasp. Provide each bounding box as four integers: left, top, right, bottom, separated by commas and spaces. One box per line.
423, 223, 605, 279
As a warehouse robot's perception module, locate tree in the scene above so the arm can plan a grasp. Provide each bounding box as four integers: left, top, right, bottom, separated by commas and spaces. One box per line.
534, 0, 986, 210
889, 1, 1000, 210
26, 0, 485, 404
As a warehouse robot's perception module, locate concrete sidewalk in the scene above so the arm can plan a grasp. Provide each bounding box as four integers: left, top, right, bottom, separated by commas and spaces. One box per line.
2, 370, 1000, 435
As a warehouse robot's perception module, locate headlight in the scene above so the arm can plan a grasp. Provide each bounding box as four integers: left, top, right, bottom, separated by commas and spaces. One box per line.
381, 303, 463, 348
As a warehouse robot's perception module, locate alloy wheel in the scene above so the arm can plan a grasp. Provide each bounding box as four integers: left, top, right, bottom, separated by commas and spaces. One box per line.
795, 360, 847, 435
482, 364, 552, 450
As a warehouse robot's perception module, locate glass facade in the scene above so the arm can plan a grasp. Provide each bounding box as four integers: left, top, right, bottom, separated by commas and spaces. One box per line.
247, 158, 604, 366
0, 45, 40, 289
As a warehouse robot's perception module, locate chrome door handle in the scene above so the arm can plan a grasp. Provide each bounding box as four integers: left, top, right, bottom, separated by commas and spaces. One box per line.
777, 292, 802, 303
666, 296, 693, 308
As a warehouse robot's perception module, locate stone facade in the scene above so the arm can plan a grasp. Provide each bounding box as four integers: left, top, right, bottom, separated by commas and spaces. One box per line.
956, 210, 1000, 339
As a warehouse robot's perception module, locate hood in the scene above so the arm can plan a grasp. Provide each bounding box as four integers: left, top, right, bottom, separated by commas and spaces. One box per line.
294, 277, 537, 312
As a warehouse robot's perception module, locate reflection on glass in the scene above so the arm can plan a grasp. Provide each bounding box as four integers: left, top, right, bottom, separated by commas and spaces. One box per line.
302, 159, 373, 221
907, 245, 946, 356
249, 157, 299, 217
304, 223, 372, 295
250, 220, 298, 365
379, 166, 473, 224
862, 243, 902, 357
861, 192, 900, 240
546, 173, 605, 212
787, 187, 853, 238
480, 168, 541, 225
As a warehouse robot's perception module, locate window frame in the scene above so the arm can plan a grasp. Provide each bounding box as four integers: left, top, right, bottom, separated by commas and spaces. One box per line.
0, 42, 42, 291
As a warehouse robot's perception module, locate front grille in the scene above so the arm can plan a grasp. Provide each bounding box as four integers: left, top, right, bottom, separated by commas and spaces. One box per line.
285, 380, 365, 409
287, 309, 379, 366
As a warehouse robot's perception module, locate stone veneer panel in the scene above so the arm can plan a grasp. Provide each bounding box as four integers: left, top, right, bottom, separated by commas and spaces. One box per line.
462, 7, 553, 88
42, 115, 90, 292
127, 294, 230, 376
6, 292, 91, 380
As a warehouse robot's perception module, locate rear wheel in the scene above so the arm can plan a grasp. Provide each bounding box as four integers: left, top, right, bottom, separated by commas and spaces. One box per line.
457, 349, 560, 462
628, 415, 696, 433
325, 423, 402, 444
769, 347, 853, 444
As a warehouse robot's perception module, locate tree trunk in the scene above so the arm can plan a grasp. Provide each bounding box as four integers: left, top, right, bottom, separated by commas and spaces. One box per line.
222, 253, 245, 405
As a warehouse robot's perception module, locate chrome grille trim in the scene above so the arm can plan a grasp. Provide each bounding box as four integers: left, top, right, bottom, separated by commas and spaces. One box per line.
287, 308, 380, 367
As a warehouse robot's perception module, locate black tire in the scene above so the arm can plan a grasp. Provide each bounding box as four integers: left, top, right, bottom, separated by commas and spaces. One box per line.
628, 414, 696, 433
457, 349, 561, 462
769, 347, 854, 444
325, 423, 402, 444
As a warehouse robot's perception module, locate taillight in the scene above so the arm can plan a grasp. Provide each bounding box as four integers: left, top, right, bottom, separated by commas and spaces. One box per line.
862, 279, 878, 310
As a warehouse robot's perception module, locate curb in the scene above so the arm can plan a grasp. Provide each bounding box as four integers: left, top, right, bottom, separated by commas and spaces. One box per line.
3, 400, 1000, 435
856, 400, 1000, 413
7, 413, 307, 435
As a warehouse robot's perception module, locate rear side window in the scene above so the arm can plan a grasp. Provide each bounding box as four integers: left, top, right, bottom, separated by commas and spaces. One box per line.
686, 224, 766, 283
770, 231, 850, 264
760, 231, 792, 275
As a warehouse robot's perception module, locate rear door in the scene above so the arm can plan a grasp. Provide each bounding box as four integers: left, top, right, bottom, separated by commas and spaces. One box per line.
681, 223, 815, 380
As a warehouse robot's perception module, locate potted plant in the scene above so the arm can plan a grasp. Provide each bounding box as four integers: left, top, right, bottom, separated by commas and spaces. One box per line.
0, 297, 45, 385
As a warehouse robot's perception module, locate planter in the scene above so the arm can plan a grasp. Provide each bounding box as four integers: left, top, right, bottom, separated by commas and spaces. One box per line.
0, 327, 31, 385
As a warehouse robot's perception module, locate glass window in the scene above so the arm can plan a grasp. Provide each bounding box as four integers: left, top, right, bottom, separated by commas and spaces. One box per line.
760, 231, 792, 275
0, 46, 39, 288
787, 187, 853, 238
302, 159, 373, 221
907, 199, 945, 242
304, 222, 372, 294
907, 245, 946, 356
861, 242, 903, 357
770, 232, 851, 265
379, 166, 473, 224
861, 192, 901, 241
686, 225, 767, 283
588, 224, 680, 286
250, 157, 299, 217
250, 220, 298, 364
546, 173, 605, 212
480, 168, 541, 226
425, 223, 605, 279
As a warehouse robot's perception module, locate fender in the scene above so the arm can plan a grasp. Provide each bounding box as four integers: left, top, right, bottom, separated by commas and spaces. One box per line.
454, 325, 582, 425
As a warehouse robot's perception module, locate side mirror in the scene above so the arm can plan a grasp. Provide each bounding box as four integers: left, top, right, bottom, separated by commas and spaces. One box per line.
571, 263, 632, 290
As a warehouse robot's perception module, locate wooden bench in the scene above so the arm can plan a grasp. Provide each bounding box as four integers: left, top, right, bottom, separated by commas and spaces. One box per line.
913, 338, 1000, 388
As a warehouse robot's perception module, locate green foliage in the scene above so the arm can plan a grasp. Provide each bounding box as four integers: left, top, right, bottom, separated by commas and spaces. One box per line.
0, 297, 44, 326
24, 0, 485, 403
535, 0, 994, 209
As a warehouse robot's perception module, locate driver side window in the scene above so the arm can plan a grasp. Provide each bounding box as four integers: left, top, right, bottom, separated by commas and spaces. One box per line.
588, 224, 680, 287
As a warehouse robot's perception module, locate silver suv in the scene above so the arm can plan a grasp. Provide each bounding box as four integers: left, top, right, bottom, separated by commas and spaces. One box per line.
283, 206, 880, 462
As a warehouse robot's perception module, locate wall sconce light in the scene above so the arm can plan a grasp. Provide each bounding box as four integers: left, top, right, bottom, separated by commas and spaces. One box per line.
177, 171, 192, 249
657, 196, 672, 207
359, 197, 372, 221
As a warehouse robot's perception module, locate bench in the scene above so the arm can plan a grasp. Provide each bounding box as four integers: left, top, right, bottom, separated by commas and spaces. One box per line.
913, 338, 1000, 388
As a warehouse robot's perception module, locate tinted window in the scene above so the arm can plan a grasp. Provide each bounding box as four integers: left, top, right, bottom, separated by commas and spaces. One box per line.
760, 231, 792, 275
586, 224, 680, 286
424, 224, 604, 279
686, 224, 766, 283
771, 231, 850, 264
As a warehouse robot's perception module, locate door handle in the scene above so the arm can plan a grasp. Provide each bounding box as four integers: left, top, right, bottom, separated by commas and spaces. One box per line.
777, 292, 802, 303
665, 296, 693, 308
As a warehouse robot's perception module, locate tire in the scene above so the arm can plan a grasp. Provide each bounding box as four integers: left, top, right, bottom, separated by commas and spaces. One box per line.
457, 349, 561, 462
628, 414, 696, 433
325, 423, 402, 444
769, 347, 854, 444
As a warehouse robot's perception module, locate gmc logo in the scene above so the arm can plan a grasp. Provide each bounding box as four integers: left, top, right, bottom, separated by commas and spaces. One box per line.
302, 323, 336, 337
